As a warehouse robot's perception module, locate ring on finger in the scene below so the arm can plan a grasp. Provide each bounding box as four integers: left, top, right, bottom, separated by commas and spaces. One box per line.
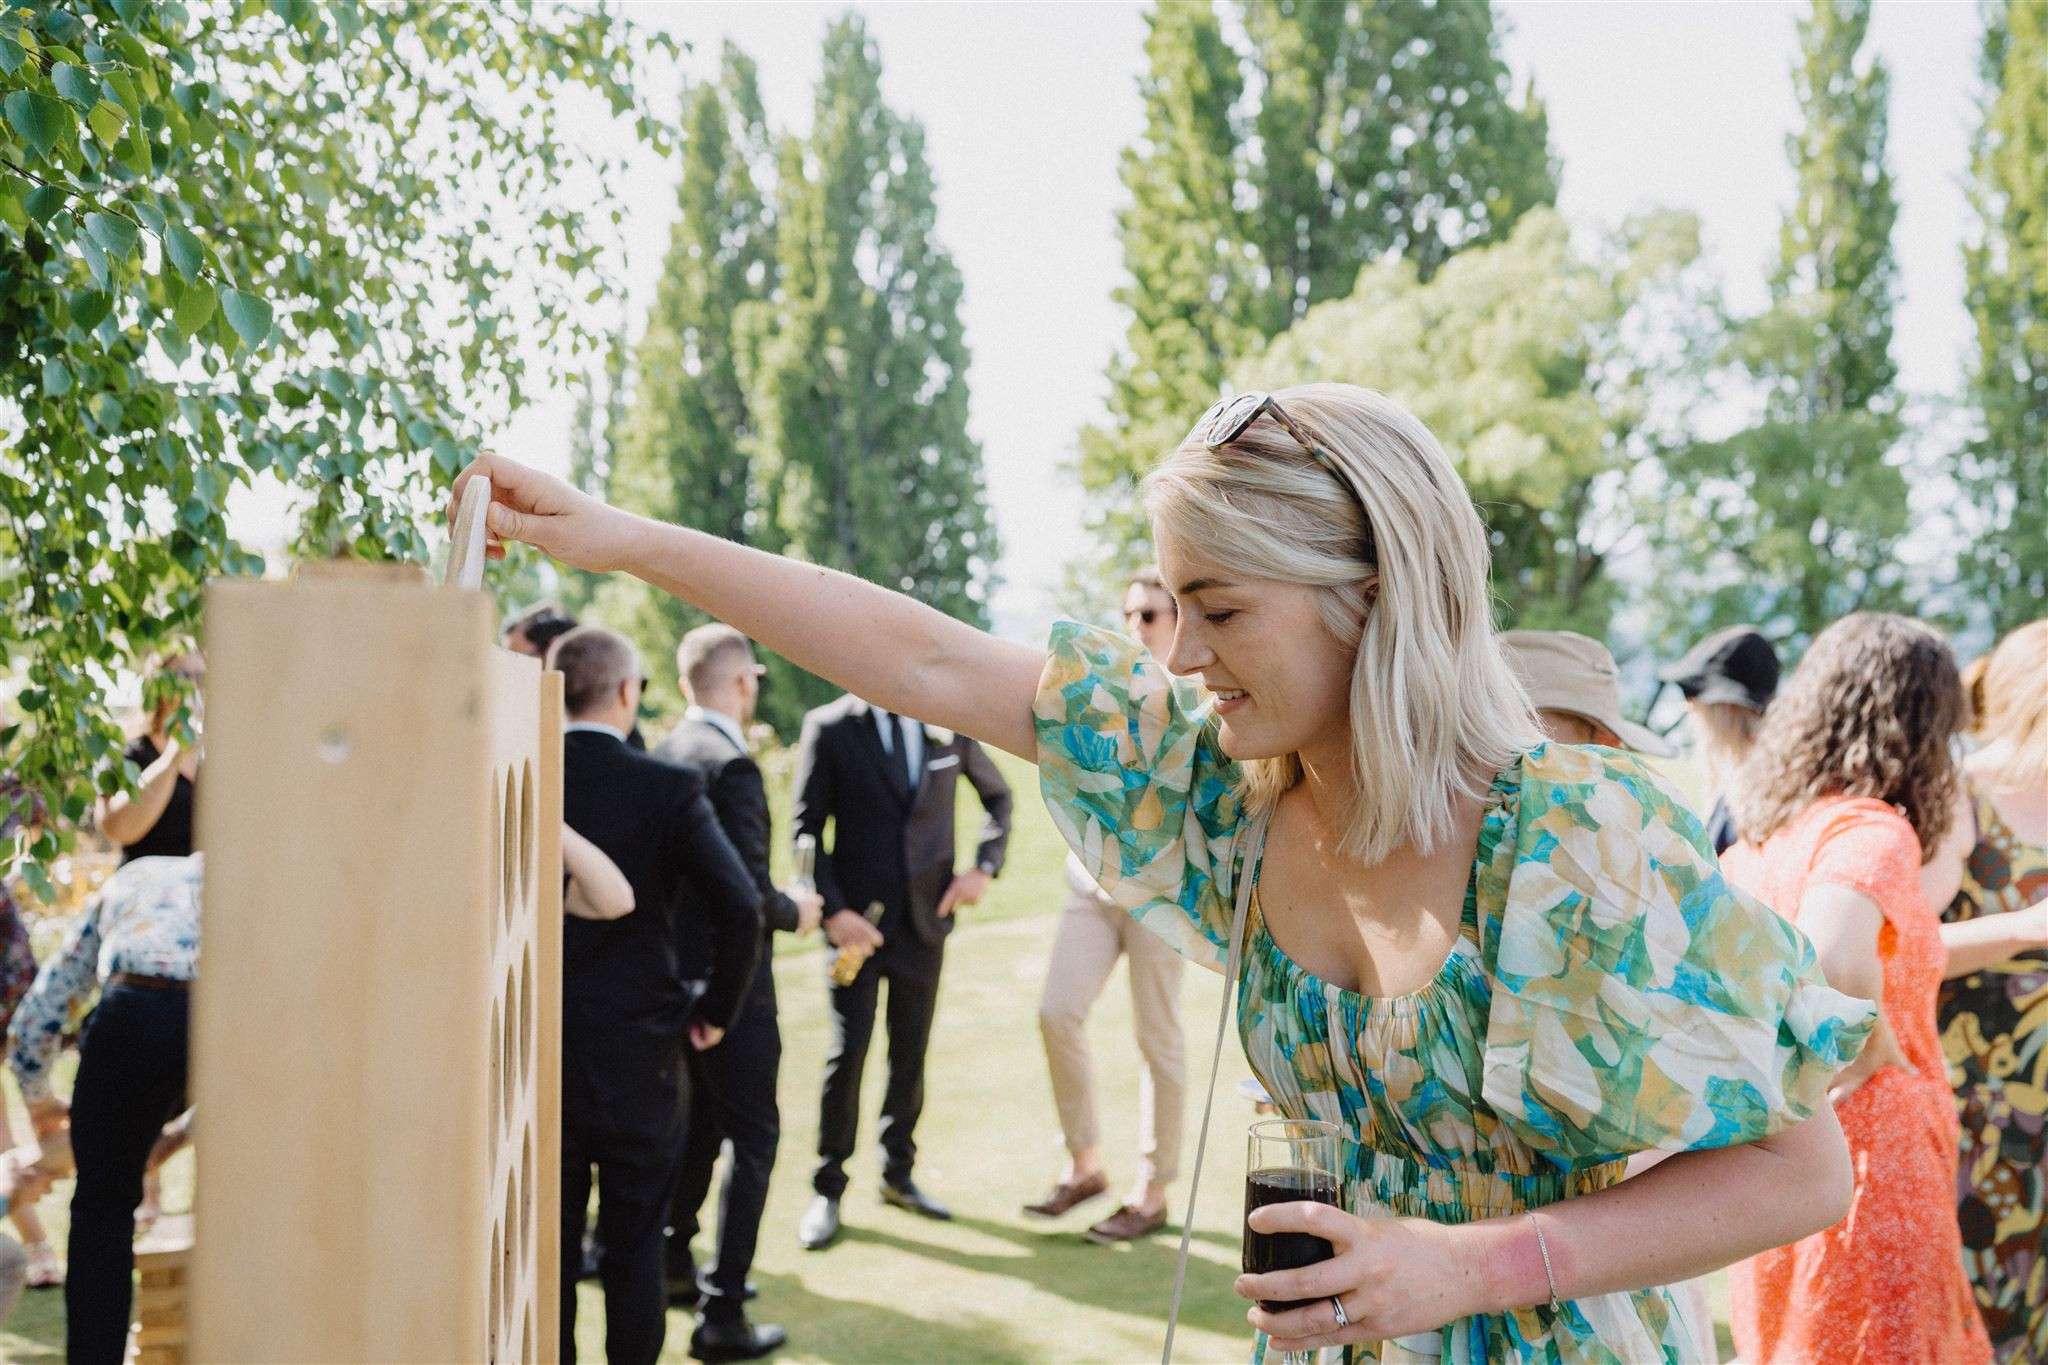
1331, 1295, 1350, 1329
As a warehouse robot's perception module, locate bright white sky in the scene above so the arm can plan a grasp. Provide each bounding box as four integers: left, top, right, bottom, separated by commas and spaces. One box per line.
484, 0, 1979, 642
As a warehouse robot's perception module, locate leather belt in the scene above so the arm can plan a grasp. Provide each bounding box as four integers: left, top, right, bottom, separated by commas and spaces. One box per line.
109, 972, 191, 992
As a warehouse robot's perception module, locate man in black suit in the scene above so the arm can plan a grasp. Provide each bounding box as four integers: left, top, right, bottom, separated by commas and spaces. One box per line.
551, 626, 763, 1365
791, 692, 1013, 1249
654, 625, 823, 1363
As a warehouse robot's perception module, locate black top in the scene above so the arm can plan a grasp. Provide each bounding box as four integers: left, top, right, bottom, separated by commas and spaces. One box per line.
652, 717, 803, 965
791, 695, 1014, 949
1706, 795, 1739, 856
561, 730, 762, 1068
119, 736, 196, 863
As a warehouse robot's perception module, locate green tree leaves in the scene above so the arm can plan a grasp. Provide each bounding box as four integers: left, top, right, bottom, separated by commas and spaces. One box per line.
1653, 0, 1910, 647
172, 279, 216, 336
1956, 0, 2048, 632
83, 209, 136, 257
164, 223, 202, 280
1242, 208, 1705, 636
1080, 0, 1554, 572
1, 0, 677, 837
220, 288, 271, 348
4, 88, 69, 157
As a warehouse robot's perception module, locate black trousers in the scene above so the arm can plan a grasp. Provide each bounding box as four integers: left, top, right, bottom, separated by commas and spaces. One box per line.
812, 938, 943, 1199
667, 963, 782, 1320
67, 984, 189, 1365
560, 1038, 688, 1365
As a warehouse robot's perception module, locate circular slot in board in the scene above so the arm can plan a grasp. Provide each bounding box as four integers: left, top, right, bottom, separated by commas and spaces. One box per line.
502, 1157, 519, 1350
520, 1118, 534, 1279
499, 961, 516, 1137
489, 779, 502, 934
489, 1207, 502, 1362
500, 766, 518, 934
517, 943, 533, 1102
488, 996, 501, 1153
518, 759, 536, 912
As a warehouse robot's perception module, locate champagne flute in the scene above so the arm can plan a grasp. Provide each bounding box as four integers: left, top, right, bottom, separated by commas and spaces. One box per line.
792, 832, 816, 895
1244, 1118, 1343, 1365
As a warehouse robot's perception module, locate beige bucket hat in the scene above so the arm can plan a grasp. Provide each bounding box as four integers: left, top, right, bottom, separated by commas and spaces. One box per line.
1500, 629, 1676, 758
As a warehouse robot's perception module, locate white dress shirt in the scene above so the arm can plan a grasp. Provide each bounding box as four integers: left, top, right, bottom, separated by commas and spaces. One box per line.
871, 706, 924, 789
683, 705, 748, 755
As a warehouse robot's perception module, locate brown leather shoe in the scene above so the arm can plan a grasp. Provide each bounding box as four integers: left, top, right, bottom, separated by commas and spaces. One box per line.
1022, 1171, 1109, 1219
1084, 1203, 1168, 1245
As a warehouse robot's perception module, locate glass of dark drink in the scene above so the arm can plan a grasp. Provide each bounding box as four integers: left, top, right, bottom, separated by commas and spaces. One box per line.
1244, 1118, 1343, 1364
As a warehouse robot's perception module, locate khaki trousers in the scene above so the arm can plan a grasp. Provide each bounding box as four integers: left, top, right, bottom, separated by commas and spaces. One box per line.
1037, 882, 1186, 1185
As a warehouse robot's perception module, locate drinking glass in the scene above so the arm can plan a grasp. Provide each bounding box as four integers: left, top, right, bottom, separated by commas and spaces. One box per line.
1243, 1118, 1343, 1365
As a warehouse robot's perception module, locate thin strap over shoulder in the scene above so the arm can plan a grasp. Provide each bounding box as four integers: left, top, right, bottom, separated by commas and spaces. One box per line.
1161, 804, 1271, 1365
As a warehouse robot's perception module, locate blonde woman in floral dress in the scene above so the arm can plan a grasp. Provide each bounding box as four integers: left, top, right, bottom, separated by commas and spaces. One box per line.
454, 382, 1873, 1363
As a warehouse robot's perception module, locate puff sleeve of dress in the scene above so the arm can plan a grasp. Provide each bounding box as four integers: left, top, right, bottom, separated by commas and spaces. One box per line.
1476, 743, 1877, 1170
1034, 620, 1248, 968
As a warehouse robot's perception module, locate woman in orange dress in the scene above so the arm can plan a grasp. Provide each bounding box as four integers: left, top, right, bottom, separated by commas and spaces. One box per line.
1721, 613, 1993, 1365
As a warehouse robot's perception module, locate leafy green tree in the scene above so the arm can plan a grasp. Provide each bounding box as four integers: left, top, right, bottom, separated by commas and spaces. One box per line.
743, 14, 998, 727
1074, 1, 1255, 560
585, 45, 781, 726
1243, 207, 1707, 637
0, 0, 672, 839
1657, 0, 1910, 644
1078, 0, 1554, 566
1956, 0, 2047, 631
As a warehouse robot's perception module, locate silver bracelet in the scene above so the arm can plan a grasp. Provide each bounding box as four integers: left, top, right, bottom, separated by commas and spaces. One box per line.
1527, 1210, 1560, 1310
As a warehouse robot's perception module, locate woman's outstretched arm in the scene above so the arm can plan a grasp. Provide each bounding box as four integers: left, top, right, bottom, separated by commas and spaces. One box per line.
452, 454, 1046, 759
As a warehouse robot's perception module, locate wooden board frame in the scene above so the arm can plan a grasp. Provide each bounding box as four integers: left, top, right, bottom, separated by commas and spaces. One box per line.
191, 564, 562, 1363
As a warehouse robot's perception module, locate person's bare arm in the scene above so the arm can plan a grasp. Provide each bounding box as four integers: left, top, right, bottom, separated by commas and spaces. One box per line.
453, 455, 1045, 759
1941, 903, 2048, 978
1796, 881, 1909, 1101
95, 740, 183, 847
1918, 782, 1975, 924
1241, 1108, 1853, 1350
561, 824, 635, 922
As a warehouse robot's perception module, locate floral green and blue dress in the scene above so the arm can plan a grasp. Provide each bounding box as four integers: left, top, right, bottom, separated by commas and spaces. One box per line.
1033, 623, 1876, 1364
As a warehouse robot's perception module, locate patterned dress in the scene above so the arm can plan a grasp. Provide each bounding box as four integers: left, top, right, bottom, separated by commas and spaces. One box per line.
0, 780, 42, 1038
1035, 623, 1875, 1364
1723, 797, 1993, 1365
1938, 781, 2048, 1363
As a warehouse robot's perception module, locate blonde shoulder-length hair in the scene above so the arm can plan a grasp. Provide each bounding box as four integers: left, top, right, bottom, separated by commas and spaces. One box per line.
1965, 618, 2048, 790
1142, 383, 1541, 864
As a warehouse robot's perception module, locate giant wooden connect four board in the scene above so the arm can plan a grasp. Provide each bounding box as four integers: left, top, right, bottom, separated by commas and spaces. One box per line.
191, 555, 563, 1362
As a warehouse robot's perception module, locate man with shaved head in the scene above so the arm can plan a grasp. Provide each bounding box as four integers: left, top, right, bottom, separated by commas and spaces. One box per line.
654, 624, 823, 1362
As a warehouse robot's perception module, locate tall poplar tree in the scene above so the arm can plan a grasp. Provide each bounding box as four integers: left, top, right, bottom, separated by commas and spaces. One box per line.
1957, 0, 2048, 630
1078, 0, 1554, 567
746, 15, 998, 721
1659, 0, 1910, 642
581, 47, 780, 716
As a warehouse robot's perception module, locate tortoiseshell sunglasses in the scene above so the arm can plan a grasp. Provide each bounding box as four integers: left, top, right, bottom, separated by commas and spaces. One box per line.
1191, 391, 1377, 563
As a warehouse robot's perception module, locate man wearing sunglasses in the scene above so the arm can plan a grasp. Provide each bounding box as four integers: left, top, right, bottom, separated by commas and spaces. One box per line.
1024, 567, 1188, 1245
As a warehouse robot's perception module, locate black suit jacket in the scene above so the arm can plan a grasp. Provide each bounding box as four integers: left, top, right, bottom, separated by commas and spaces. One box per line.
791, 695, 1013, 948
653, 715, 802, 969
561, 729, 762, 1085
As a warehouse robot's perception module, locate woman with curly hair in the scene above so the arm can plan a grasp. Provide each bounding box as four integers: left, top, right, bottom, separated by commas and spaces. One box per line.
1923, 620, 2048, 1363
453, 384, 1876, 1363
1722, 613, 1993, 1365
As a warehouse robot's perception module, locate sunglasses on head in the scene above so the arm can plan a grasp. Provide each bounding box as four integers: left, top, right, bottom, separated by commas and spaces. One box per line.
1192, 391, 1377, 564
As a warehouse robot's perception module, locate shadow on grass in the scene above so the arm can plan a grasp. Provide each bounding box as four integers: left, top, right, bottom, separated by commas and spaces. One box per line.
0, 1282, 64, 1363
749, 1268, 1045, 1364
837, 1212, 1252, 1343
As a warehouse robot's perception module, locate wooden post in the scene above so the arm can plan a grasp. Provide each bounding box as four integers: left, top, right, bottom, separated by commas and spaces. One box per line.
190, 563, 560, 1362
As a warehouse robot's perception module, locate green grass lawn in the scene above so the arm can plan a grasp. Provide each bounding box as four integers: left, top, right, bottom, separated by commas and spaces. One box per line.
0, 749, 1734, 1362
